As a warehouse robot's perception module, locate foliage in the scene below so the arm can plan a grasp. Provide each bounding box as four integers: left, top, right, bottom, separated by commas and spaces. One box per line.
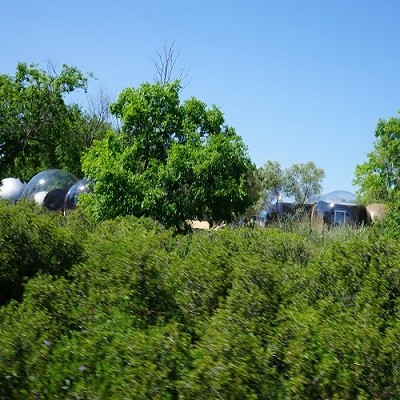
0, 200, 88, 304
81, 81, 256, 228
161, 132, 255, 227
370, 197, 400, 239
354, 116, 400, 203
0, 62, 108, 180
0, 216, 399, 398
258, 160, 285, 206
0, 216, 187, 398
272, 235, 400, 399
285, 161, 325, 204
257, 160, 325, 210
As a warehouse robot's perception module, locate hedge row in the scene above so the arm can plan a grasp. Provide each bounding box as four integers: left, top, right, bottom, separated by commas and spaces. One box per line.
0, 202, 399, 399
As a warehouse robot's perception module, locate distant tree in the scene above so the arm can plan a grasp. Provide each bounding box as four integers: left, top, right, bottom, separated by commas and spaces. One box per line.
81, 85, 113, 147
257, 160, 325, 210
81, 81, 256, 229
258, 160, 286, 209
354, 116, 400, 204
285, 161, 325, 204
239, 167, 263, 218
0, 62, 108, 180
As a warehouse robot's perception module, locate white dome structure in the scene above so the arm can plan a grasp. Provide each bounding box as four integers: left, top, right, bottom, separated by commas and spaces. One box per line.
33, 191, 48, 205
0, 178, 26, 203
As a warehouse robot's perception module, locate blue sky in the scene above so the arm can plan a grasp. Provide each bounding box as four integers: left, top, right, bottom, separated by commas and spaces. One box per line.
2, 1, 400, 194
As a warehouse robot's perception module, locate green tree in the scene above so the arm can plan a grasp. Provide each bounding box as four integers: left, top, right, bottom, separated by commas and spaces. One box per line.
257, 160, 324, 210
354, 116, 400, 203
0, 62, 108, 180
285, 161, 325, 204
81, 81, 256, 229
259, 160, 285, 207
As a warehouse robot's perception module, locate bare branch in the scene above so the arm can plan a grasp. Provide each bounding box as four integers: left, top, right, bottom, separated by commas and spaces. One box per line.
152, 40, 191, 87
86, 85, 111, 124
82, 85, 114, 146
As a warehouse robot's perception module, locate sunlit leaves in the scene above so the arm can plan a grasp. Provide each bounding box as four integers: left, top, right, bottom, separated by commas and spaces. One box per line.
83, 81, 255, 228
354, 116, 400, 203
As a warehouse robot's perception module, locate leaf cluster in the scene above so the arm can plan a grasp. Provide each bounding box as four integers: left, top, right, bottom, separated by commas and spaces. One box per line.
0, 200, 89, 304
0, 63, 109, 180
354, 116, 400, 204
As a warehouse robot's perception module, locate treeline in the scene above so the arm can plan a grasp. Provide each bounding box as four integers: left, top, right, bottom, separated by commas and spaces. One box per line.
0, 201, 399, 399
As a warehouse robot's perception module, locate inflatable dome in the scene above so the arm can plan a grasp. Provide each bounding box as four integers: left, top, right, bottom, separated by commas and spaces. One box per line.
0, 178, 26, 203
21, 169, 78, 210
312, 190, 369, 226
319, 190, 357, 205
64, 177, 92, 214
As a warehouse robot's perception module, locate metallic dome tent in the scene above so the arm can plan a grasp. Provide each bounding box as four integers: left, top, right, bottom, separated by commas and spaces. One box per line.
20, 169, 78, 211
0, 178, 26, 204
64, 177, 93, 215
311, 190, 370, 226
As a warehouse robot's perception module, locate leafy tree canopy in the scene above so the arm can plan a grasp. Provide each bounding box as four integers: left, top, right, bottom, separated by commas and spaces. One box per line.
285, 161, 325, 204
257, 160, 325, 209
0, 62, 108, 181
354, 116, 400, 204
81, 81, 256, 229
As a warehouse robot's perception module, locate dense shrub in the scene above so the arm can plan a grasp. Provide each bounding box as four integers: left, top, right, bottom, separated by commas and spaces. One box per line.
371, 201, 400, 240
0, 215, 399, 399
269, 235, 400, 399
0, 216, 188, 398
0, 201, 88, 304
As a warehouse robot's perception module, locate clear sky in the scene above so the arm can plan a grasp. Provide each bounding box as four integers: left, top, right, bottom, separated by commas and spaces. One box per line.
2, 0, 400, 194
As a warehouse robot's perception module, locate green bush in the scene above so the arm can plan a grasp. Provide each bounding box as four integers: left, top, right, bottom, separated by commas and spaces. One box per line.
0, 216, 399, 399
270, 235, 400, 399
0, 201, 87, 304
0, 216, 188, 398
